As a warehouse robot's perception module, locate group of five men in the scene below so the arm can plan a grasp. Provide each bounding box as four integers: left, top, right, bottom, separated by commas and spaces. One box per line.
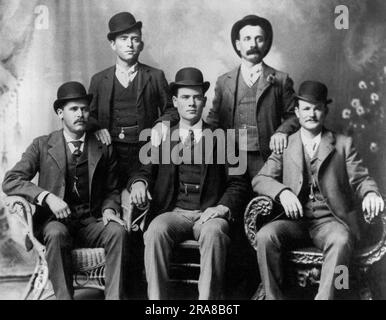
2, 11, 384, 300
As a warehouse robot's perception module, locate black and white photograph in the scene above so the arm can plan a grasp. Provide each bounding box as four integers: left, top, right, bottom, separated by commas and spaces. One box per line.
0, 0, 385, 308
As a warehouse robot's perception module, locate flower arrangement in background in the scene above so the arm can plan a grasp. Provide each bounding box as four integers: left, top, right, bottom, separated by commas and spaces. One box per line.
342, 66, 386, 156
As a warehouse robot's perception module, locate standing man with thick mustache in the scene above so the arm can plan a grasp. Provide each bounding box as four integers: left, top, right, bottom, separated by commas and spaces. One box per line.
206, 15, 299, 179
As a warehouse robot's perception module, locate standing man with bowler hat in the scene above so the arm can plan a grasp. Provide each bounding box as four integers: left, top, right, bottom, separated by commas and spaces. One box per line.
2, 82, 129, 300
252, 80, 384, 299
88, 11, 179, 188
128, 68, 250, 300
206, 15, 299, 179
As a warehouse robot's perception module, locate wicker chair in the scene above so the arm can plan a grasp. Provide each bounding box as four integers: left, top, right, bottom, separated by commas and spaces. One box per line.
244, 196, 386, 300
4, 194, 147, 300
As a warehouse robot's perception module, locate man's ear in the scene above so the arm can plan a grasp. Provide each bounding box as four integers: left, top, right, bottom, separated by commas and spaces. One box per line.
57, 108, 64, 120
110, 40, 116, 51
294, 107, 300, 118
139, 41, 144, 52
172, 95, 178, 108
235, 39, 241, 53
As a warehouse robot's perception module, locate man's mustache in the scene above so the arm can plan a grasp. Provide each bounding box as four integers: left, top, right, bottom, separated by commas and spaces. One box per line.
246, 47, 261, 55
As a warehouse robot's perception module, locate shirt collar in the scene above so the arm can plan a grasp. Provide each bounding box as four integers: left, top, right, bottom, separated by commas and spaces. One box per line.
116, 62, 138, 75
63, 130, 86, 144
241, 61, 263, 75
300, 128, 321, 147
179, 119, 203, 143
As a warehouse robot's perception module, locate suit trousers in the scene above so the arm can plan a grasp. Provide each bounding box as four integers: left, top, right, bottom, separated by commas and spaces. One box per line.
42, 217, 129, 300
113, 141, 141, 189
255, 215, 353, 300
144, 208, 231, 300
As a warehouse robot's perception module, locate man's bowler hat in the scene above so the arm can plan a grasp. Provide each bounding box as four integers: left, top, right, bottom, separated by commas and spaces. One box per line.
107, 12, 142, 41
231, 15, 273, 58
53, 81, 93, 112
169, 67, 210, 95
296, 81, 333, 105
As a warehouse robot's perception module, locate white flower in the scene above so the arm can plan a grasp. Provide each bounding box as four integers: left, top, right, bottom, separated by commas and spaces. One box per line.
370, 81, 375, 86
371, 93, 379, 101
359, 81, 367, 89
342, 108, 351, 119
370, 142, 379, 153
351, 98, 361, 108
356, 106, 365, 116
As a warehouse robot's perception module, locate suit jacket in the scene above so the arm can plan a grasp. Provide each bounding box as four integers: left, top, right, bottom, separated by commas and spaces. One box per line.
128, 123, 251, 226
88, 62, 179, 134
252, 129, 380, 238
206, 63, 299, 160
2, 130, 120, 234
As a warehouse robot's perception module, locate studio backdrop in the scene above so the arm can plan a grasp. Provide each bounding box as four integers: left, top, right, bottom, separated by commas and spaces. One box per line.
0, 0, 385, 281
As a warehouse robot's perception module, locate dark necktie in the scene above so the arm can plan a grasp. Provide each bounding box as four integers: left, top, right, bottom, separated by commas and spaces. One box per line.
187, 129, 195, 147
69, 141, 82, 161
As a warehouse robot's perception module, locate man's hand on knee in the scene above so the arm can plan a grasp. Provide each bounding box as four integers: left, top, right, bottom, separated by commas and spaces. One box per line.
102, 208, 126, 228
279, 189, 303, 219
45, 193, 71, 220
198, 205, 230, 224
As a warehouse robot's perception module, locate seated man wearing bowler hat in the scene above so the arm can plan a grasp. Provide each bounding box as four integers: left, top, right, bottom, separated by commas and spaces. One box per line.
128, 68, 250, 299
88, 11, 179, 188
2, 82, 129, 300
252, 80, 384, 299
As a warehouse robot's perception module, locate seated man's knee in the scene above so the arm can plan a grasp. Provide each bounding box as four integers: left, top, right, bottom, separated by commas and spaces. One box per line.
144, 218, 172, 243
104, 222, 128, 242
199, 220, 230, 244
326, 230, 352, 252
43, 222, 70, 245
256, 225, 278, 248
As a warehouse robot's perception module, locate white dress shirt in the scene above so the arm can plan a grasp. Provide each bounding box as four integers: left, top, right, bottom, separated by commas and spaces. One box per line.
300, 128, 322, 159
240, 62, 263, 87
36, 131, 86, 206
179, 119, 203, 145
115, 63, 138, 88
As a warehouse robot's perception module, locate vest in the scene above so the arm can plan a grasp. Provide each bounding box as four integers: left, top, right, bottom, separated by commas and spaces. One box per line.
299, 147, 332, 219
175, 139, 203, 211
111, 74, 139, 143
63, 141, 90, 210
233, 75, 259, 151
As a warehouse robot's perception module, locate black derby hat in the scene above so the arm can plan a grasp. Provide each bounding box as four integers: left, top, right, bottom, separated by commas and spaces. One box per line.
296, 81, 332, 105
231, 15, 273, 58
53, 81, 93, 112
169, 67, 210, 95
107, 12, 142, 41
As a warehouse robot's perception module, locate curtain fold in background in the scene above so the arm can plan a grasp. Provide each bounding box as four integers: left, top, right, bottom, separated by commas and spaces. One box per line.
0, 0, 385, 283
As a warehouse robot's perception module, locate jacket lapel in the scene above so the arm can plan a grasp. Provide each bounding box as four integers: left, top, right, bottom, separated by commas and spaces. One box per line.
316, 130, 336, 175
136, 63, 152, 105
100, 67, 115, 126
287, 130, 304, 172
200, 122, 212, 189
255, 63, 275, 104
224, 67, 239, 121
87, 133, 103, 195
47, 130, 67, 175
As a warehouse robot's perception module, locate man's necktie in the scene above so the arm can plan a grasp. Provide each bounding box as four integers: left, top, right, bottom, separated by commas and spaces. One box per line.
69, 141, 82, 161
185, 129, 195, 147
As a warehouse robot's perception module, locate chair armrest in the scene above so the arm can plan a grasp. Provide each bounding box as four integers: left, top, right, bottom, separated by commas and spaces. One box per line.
121, 189, 150, 233
244, 196, 274, 251
4, 196, 45, 257
355, 212, 386, 268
